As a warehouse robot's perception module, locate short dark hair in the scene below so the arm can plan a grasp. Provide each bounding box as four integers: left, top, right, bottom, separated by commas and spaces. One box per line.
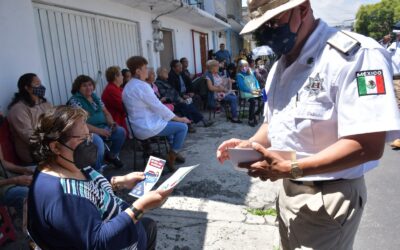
121, 68, 130, 77
170, 59, 180, 69
180, 57, 188, 63
105, 66, 121, 82
126, 56, 148, 76
71, 75, 95, 94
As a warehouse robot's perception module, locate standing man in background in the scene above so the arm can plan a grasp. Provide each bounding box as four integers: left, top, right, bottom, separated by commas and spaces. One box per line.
215, 43, 231, 64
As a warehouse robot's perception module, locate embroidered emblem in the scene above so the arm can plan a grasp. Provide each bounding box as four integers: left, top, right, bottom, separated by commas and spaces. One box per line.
356, 70, 386, 96
305, 73, 325, 96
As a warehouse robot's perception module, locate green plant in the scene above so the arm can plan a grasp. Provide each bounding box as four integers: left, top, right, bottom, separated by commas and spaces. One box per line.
246, 207, 277, 217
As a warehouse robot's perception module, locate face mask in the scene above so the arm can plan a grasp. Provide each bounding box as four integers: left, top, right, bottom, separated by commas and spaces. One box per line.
256, 11, 300, 56
32, 85, 46, 98
258, 65, 265, 69
0, 115, 4, 127
59, 136, 98, 169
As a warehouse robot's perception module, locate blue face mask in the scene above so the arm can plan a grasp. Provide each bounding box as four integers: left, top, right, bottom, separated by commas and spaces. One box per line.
255, 11, 300, 56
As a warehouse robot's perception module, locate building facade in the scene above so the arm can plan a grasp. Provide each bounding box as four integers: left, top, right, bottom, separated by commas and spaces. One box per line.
0, 0, 243, 110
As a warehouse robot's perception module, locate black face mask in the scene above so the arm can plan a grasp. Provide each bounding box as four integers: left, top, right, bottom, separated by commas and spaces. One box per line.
32, 85, 46, 98
0, 115, 4, 127
59, 138, 98, 169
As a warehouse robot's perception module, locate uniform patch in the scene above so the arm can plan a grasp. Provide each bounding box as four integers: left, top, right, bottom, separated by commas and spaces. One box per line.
305, 73, 325, 96
356, 70, 386, 96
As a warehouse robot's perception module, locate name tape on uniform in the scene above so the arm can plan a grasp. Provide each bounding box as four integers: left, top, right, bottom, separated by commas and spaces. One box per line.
356, 70, 386, 96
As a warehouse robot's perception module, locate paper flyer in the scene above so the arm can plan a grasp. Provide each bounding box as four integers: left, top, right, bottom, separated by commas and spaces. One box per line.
157, 164, 199, 191
129, 156, 166, 198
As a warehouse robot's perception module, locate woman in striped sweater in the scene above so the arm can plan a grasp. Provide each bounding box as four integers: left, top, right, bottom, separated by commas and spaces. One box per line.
27, 106, 172, 250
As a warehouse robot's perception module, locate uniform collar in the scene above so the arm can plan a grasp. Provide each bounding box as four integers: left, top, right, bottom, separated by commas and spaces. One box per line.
290, 20, 335, 67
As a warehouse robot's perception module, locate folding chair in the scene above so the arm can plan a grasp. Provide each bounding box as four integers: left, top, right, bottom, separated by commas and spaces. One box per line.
123, 105, 168, 171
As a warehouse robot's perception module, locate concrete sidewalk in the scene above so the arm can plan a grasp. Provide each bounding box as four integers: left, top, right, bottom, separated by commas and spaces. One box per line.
117, 113, 281, 249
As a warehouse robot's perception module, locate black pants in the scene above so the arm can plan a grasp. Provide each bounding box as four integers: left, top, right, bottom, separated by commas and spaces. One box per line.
248, 97, 261, 121
142, 217, 157, 250
175, 102, 204, 123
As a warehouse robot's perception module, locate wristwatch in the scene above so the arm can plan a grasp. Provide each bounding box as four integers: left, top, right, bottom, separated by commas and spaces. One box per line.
290, 161, 303, 179
129, 206, 144, 222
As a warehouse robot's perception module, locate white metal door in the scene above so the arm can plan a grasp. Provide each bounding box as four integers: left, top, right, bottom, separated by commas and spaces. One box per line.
33, 4, 140, 105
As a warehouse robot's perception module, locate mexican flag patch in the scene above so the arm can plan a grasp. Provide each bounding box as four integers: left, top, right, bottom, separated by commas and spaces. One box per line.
356, 70, 386, 96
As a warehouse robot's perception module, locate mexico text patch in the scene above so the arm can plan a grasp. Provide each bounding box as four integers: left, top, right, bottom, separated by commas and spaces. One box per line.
356, 70, 386, 96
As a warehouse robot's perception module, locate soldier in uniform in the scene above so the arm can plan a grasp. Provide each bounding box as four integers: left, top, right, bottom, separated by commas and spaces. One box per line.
217, 0, 400, 249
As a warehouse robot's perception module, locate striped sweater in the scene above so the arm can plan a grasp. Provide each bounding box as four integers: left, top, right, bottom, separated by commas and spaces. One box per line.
28, 167, 147, 250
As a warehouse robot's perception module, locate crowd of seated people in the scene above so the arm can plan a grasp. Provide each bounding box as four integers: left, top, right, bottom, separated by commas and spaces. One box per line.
0, 47, 272, 248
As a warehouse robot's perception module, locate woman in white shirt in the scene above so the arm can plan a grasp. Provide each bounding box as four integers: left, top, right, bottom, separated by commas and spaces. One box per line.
122, 56, 190, 172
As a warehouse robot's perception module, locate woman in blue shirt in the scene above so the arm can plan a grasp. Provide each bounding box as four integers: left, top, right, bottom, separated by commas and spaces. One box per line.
28, 106, 172, 250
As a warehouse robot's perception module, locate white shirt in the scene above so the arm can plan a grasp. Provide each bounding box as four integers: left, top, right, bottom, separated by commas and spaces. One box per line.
122, 78, 175, 140
264, 20, 400, 181
388, 41, 400, 74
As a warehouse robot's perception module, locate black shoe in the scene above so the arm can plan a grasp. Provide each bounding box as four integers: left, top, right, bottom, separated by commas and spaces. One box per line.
188, 124, 196, 133
203, 119, 214, 127
248, 120, 256, 127
105, 152, 124, 169
230, 118, 242, 124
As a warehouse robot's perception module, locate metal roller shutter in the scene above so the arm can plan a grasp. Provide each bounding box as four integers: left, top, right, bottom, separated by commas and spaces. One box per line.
33, 3, 141, 105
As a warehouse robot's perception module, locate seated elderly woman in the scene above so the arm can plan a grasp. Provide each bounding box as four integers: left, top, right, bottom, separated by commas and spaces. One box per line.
205, 60, 241, 123
7, 73, 52, 165
122, 56, 190, 171
155, 67, 213, 133
28, 106, 172, 249
101, 66, 128, 134
68, 75, 125, 169
236, 59, 262, 127
146, 67, 174, 112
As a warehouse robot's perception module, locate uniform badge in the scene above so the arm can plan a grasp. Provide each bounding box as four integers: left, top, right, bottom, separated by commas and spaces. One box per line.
356, 70, 386, 96
305, 73, 325, 96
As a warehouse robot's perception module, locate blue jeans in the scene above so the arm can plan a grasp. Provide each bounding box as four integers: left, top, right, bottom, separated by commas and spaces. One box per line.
103, 125, 126, 157
224, 94, 238, 119
0, 186, 28, 214
92, 133, 105, 171
157, 121, 188, 152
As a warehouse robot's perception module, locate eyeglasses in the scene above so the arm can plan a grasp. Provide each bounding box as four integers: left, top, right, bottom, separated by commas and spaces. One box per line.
67, 133, 93, 145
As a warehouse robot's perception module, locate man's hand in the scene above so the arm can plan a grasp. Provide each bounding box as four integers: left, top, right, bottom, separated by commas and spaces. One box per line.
238, 142, 291, 182
114, 172, 145, 190
216, 138, 253, 164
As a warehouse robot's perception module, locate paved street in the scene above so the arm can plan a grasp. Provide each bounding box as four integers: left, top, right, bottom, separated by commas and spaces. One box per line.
354, 144, 400, 250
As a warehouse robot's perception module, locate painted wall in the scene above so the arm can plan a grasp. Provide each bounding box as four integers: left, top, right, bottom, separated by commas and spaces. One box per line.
0, 0, 43, 113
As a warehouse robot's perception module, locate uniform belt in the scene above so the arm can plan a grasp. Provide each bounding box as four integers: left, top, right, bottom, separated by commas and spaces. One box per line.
289, 178, 345, 186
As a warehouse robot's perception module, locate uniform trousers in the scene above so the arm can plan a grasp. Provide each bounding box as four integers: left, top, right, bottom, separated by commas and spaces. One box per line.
278, 177, 366, 250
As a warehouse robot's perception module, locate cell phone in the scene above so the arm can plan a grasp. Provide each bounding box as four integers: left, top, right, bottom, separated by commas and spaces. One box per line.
227, 148, 263, 172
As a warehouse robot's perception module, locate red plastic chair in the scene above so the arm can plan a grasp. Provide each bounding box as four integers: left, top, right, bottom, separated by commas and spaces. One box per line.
0, 206, 16, 246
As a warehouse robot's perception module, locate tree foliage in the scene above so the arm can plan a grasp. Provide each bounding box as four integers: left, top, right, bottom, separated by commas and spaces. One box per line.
355, 0, 400, 40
